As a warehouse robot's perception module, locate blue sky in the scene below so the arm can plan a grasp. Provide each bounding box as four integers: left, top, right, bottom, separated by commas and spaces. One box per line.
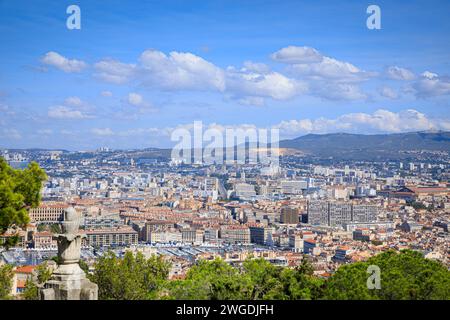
0, 0, 449, 150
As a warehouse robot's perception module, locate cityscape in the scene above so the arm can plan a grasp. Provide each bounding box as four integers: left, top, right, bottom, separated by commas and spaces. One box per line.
0, 0, 449, 306
1, 139, 449, 298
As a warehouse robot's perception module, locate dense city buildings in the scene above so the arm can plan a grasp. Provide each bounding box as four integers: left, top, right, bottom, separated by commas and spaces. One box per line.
0, 147, 449, 278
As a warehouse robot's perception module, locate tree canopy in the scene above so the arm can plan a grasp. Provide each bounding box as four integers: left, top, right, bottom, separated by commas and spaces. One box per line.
323, 249, 450, 300
0, 264, 14, 300
164, 256, 324, 300
0, 157, 47, 234
88, 250, 450, 300
2, 249, 449, 300
88, 251, 171, 300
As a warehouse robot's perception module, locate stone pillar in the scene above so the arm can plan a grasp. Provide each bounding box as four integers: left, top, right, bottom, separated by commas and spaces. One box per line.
40, 207, 98, 300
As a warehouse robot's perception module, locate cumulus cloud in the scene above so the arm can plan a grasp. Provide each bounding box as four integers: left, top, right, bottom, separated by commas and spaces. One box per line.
93, 49, 307, 105
94, 59, 136, 84
274, 109, 449, 136
138, 50, 226, 91
271, 46, 323, 64
270, 46, 374, 101
47, 96, 93, 119
48, 106, 89, 119
378, 86, 399, 99
41, 51, 87, 73
313, 83, 367, 101
59, 46, 446, 104
226, 66, 308, 101
385, 66, 416, 81
412, 71, 450, 98
242, 61, 271, 74
289, 56, 373, 83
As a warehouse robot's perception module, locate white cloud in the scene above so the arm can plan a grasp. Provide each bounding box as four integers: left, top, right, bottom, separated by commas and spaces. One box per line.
93, 49, 307, 105
385, 66, 416, 81
242, 61, 271, 74
91, 128, 114, 136
48, 106, 89, 119
94, 59, 136, 84
101, 91, 113, 97
378, 86, 399, 99
412, 71, 450, 98
89, 47, 448, 104
422, 71, 438, 79
314, 83, 367, 101
271, 46, 323, 64
64, 96, 83, 107
274, 109, 449, 136
234, 96, 266, 106
0, 104, 15, 116
270, 46, 374, 101
290, 56, 373, 83
41, 51, 87, 73
138, 50, 226, 91
127, 92, 144, 106
226, 66, 308, 101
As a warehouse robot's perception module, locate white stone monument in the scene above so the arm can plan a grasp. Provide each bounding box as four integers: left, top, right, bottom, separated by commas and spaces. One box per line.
40, 207, 98, 300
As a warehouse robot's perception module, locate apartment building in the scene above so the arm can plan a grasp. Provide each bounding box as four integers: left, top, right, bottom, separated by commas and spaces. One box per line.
307, 201, 378, 227
29, 204, 68, 223
220, 225, 251, 244
83, 227, 138, 247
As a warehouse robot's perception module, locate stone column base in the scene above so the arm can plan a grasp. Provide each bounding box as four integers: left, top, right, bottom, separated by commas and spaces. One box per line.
40, 264, 98, 300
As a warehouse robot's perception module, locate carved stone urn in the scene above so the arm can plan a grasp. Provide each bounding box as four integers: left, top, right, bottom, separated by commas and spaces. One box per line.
39, 207, 98, 300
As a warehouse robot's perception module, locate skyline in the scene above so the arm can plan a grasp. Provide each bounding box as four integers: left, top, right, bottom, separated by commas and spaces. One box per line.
1, 0, 450, 149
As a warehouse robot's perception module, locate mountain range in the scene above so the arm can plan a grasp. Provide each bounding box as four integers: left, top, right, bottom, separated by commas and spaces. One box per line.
279, 131, 450, 160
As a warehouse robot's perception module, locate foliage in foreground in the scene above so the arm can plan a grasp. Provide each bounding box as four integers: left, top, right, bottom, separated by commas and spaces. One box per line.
0, 264, 14, 300
0, 157, 47, 237
88, 251, 171, 300
325, 249, 450, 300
1, 249, 449, 300
91, 249, 450, 300
166, 257, 324, 300
22, 262, 53, 300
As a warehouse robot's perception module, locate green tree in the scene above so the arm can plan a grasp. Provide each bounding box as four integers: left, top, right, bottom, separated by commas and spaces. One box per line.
242, 258, 282, 300
22, 262, 53, 300
79, 259, 90, 274
324, 250, 450, 300
89, 251, 171, 300
261, 258, 325, 300
168, 258, 252, 300
0, 264, 14, 300
0, 158, 47, 235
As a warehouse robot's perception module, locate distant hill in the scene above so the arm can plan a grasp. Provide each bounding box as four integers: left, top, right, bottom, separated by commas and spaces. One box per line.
279, 131, 450, 160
